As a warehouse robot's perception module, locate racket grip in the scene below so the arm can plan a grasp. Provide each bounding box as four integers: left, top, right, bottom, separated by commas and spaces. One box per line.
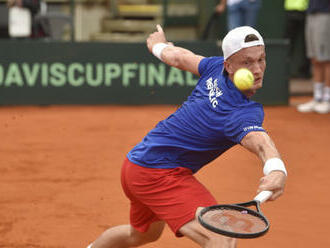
254, 191, 273, 203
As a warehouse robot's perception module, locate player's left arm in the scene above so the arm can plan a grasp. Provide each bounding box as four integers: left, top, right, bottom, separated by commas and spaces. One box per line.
146, 24, 204, 76
240, 131, 287, 201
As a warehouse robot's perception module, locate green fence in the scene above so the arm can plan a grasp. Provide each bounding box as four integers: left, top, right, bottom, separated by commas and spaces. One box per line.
0, 40, 289, 105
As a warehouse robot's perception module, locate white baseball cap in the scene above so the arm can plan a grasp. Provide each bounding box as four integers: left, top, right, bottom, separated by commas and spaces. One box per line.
222, 26, 264, 60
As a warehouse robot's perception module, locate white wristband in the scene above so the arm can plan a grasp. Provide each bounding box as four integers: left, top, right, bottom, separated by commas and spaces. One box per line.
152, 43, 170, 61
263, 158, 287, 176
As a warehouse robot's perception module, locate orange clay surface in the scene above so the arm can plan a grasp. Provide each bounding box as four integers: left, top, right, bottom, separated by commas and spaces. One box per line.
0, 97, 329, 248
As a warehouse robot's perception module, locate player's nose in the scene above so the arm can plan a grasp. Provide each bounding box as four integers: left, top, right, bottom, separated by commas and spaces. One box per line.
250, 62, 263, 77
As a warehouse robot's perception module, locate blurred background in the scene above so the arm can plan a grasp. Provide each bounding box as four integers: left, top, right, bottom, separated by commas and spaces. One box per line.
1, 2, 330, 248
0, 0, 312, 106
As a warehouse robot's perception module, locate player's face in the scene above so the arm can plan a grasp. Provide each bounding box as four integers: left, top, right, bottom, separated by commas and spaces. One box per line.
225, 46, 266, 97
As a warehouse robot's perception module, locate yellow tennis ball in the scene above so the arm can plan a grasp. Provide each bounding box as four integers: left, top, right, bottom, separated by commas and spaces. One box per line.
233, 68, 254, 91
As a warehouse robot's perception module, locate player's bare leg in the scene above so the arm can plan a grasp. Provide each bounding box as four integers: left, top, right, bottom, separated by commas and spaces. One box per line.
313, 60, 330, 113
179, 208, 237, 248
89, 221, 165, 248
297, 59, 326, 113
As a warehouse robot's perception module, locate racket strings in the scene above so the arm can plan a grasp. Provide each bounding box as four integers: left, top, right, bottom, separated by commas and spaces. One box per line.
201, 208, 267, 234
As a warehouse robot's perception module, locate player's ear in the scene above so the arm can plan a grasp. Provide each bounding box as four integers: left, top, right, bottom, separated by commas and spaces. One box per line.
224, 59, 234, 74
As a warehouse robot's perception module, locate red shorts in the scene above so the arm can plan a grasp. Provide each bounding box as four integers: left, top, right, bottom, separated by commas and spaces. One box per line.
121, 158, 217, 237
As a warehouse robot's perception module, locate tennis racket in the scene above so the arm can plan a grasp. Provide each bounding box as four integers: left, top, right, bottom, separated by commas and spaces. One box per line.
198, 191, 273, 239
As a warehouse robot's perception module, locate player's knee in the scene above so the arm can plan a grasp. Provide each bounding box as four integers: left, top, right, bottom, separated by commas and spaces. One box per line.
180, 219, 237, 248
205, 235, 237, 248
130, 222, 164, 245
143, 231, 162, 243
140, 230, 162, 243
200, 226, 237, 248
130, 231, 161, 246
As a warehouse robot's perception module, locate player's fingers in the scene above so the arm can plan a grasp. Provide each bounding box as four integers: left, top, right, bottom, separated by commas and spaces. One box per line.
269, 189, 284, 201
258, 181, 275, 191
257, 177, 275, 192
258, 176, 268, 188
258, 181, 283, 195
156, 24, 164, 33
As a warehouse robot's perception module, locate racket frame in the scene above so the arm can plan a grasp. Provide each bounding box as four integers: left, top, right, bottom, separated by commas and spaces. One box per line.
198, 199, 270, 239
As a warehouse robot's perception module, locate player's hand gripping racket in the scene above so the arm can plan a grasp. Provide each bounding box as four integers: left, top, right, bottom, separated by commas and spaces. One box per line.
198, 191, 273, 239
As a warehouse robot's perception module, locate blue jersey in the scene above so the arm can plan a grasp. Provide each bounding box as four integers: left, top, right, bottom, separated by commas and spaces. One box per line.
127, 57, 265, 173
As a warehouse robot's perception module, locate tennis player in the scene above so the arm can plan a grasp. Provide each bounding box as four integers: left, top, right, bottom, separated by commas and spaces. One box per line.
87, 25, 287, 248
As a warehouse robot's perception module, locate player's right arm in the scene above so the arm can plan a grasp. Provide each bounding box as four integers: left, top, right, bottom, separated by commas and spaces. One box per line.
240, 131, 287, 201
146, 24, 204, 76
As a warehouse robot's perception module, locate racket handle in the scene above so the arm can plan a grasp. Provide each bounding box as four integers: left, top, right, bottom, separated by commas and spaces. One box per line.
254, 191, 273, 203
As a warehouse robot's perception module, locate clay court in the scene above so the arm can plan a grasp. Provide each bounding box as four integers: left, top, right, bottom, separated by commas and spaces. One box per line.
0, 96, 329, 248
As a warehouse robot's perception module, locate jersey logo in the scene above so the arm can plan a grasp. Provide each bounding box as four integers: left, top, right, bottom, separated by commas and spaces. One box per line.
206, 77, 223, 108
243, 126, 264, 132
